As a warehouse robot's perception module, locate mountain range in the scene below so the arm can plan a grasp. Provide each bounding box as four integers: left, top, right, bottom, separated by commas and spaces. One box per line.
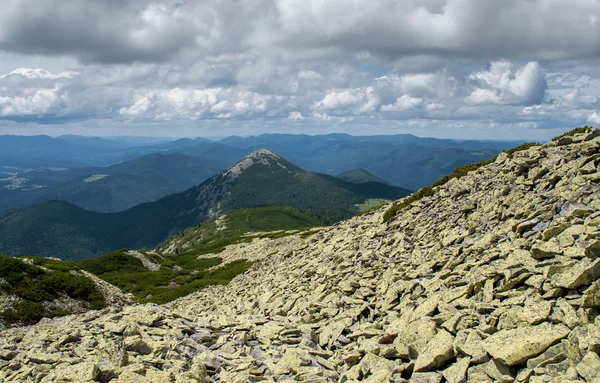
0, 150, 410, 260
0, 133, 522, 190
0, 153, 226, 215
1, 128, 598, 383
337, 168, 390, 184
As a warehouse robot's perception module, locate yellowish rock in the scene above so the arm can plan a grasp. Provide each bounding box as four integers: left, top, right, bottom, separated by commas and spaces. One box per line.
414, 329, 455, 372
482, 323, 570, 366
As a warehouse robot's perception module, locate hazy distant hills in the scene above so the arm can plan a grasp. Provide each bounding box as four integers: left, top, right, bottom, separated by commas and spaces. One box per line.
0, 150, 410, 260
0, 133, 521, 190
337, 168, 390, 184
216, 133, 521, 189
0, 153, 227, 215
0, 135, 246, 170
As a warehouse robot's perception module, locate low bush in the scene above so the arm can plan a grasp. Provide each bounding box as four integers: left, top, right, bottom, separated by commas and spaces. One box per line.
2, 301, 45, 325
0, 255, 106, 326
79, 249, 146, 274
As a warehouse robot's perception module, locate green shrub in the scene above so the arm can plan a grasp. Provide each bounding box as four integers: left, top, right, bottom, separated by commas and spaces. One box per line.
0, 255, 106, 326
1, 309, 19, 323
30, 256, 81, 272
141, 260, 254, 304
79, 249, 146, 275
21, 285, 52, 302
49, 306, 71, 318
299, 229, 324, 238
15, 301, 45, 324
0, 256, 44, 285
87, 291, 106, 310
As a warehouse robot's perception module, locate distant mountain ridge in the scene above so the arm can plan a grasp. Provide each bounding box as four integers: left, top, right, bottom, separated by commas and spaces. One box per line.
0, 133, 520, 189
215, 133, 520, 189
337, 168, 391, 185
0, 153, 227, 215
0, 150, 410, 260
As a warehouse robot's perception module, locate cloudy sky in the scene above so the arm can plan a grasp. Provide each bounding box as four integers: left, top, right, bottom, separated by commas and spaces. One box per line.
1, 0, 600, 140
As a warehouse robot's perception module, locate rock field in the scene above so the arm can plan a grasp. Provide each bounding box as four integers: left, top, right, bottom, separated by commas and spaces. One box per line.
2, 131, 600, 382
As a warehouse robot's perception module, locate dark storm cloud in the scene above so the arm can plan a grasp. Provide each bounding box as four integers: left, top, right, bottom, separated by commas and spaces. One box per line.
2, 1, 600, 64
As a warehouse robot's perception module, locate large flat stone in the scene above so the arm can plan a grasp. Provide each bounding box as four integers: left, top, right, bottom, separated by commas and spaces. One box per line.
550, 258, 600, 289
414, 329, 455, 372
482, 323, 570, 366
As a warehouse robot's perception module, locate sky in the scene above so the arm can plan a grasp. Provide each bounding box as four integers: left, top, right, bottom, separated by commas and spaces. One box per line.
1, 0, 600, 140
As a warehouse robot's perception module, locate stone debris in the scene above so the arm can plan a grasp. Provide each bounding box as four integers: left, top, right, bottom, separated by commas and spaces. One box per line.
126, 250, 162, 271
1, 131, 600, 382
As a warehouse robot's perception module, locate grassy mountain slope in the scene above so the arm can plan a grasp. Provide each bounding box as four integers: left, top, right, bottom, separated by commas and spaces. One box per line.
0, 201, 114, 259
337, 168, 390, 184
0, 153, 226, 215
0, 150, 410, 261
78, 207, 322, 304
158, 206, 324, 255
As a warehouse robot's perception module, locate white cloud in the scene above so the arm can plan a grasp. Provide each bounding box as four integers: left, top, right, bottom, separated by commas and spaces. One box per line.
560, 89, 598, 106
119, 88, 287, 120
376, 72, 457, 99
0, 86, 61, 116
381, 95, 423, 112
0, 68, 78, 80
314, 87, 380, 114
312, 112, 353, 123
466, 61, 547, 105
288, 111, 304, 120
588, 112, 600, 125
426, 102, 445, 112
465, 88, 502, 105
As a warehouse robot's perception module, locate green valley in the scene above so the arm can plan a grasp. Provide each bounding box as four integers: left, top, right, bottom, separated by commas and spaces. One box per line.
0, 150, 410, 261
0, 153, 226, 215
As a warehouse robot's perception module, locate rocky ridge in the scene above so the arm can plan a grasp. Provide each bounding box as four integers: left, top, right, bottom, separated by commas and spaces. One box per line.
224, 149, 290, 181
2, 130, 600, 382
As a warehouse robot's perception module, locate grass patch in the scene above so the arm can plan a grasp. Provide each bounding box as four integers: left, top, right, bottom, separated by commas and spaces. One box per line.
140, 260, 254, 304
382, 141, 542, 223
357, 198, 391, 213
299, 229, 324, 238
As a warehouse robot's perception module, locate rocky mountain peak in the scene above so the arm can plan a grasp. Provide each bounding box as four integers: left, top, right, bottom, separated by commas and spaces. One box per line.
248, 148, 280, 158
224, 148, 291, 181
3, 129, 600, 382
